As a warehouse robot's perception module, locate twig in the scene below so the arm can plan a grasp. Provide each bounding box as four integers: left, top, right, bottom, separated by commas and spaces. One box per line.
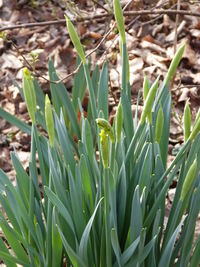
173, 84, 200, 90
129, 0, 171, 28
3, 4, 199, 85
1, 9, 200, 32
58, 0, 132, 84
91, 0, 110, 13
5, 36, 54, 83
123, 9, 200, 18
174, 0, 181, 54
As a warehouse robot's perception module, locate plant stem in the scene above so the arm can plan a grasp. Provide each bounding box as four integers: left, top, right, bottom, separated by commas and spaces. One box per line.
104, 168, 112, 267
110, 143, 115, 173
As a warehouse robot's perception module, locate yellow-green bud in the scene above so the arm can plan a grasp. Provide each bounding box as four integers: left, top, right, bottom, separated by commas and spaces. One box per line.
183, 100, 191, 143
141, 76, 159, 124
96, 118, 115, 143
45, 94, 55, 147
164, 43, 185, 86
193, 108, 200, 129
64, 15, 86, 64
113, 0, 126, 44
155, 106, 164, 143
23, 68, 37, 124
100, 130, 109, 169
115, 100, 123, 142
189, 117, 200, 141
181, 158, 197, 201
143, 75, 149, 102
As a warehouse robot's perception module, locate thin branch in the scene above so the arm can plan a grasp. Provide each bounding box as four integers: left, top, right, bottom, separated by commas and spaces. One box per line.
58, 0, 132, 84
1, 9, 200, 32
3, 3, 199, 85
91, 0, 110, 13
124, 9, 200, 18
9, 38, 52, 83
174, 84, 200, 90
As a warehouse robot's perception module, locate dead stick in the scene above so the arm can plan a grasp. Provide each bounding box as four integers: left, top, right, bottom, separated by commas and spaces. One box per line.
1, 9, 200, 32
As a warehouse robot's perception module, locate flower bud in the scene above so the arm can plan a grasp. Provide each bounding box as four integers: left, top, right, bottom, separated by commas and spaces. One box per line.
193, 108, 200, 129
143, 75, 149, 102
155, 106, 164, 143
115, 100, 123, 142
183, 100, 191, 142
23, 68, 37, 124
45, 94, 55, 147
99, 130, 109, 169
141, 76, 159, 124
164, 43, 185, 86
65, 15, 86, 64
189, 117, 200, 141
96, 118, 115, 143
181, 158, 197, 201
113, 0, 126, 44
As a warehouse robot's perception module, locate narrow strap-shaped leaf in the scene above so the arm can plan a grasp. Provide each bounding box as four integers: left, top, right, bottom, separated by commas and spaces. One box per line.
121, 236, 140, 265
83, 64, 97, 120
111, 228, 122, 267
33, 79, 45, 112
0, 251, 31, 267
118, 163, 127, 238
11, 152, 30, 207
44, 186, 75, 235
57, 226, 87, 267
98, 62, 108, 119
0, 237, 17, 267
80, 154, 94, 211
68, 166, 85, 241
189, 236, 200, 267
0, 218, 30, 264
48, 59, 81, 139
121, 91, 134, 145
52, 207, 63, 267
158, 93, 171, 167
54, 111, 76, 176
0, 107, 31, 134
130, 186, 142, 242
158, 218, 185, 267
52, 72, 81, 139
72, 57, 87, 112
79, 197, 103, 263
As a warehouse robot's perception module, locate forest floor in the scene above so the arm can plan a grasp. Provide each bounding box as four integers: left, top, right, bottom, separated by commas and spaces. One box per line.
0, 0, 200, 264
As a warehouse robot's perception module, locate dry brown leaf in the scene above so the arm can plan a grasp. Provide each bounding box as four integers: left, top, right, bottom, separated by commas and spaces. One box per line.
166, 21, 186, 42
178, 87, 190, 102
2, 53, 23, 70
141, 40, 166, 54
88, 32, 102, 40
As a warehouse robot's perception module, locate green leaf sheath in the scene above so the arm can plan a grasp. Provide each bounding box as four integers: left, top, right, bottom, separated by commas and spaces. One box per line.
183, 100, 191, 142
180, 158, 197, 201
155, 106, 164, 143
23, 68, 37, 124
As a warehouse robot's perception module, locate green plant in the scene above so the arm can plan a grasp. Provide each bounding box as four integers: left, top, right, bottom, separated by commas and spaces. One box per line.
0, 1, 200, 266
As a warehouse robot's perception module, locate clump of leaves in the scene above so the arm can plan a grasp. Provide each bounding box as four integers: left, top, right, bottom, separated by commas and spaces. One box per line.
0, 1, 200, 266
